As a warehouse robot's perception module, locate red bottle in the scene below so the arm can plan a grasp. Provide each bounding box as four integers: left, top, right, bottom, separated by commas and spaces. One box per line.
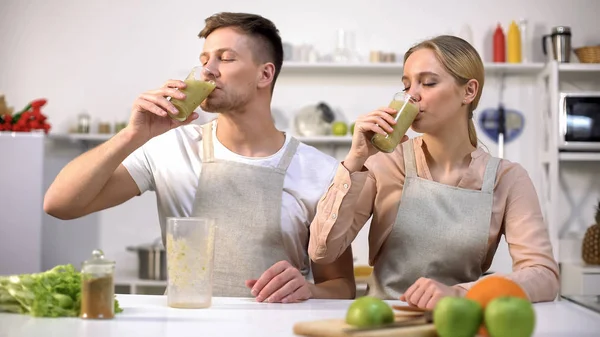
493, 23, 506, 62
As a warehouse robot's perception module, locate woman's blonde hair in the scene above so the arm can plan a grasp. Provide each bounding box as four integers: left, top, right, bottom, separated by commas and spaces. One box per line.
403, 35, 484, 147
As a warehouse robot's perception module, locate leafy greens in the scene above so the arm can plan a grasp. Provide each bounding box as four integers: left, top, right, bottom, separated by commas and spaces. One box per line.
0, 264, 123, 317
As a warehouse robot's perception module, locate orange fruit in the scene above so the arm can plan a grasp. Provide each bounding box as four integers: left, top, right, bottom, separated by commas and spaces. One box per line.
464, 276, 529, 336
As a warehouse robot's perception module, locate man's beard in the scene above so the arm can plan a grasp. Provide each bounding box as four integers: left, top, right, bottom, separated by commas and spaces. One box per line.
200, 100, 220, 113
200, 92, 248, 113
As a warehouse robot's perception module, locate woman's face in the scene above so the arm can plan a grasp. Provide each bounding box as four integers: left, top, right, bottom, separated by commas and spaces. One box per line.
402, 48, 468, 134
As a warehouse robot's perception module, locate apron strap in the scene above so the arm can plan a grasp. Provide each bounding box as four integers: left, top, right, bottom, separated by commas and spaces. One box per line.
277, 137, 299, 171
402, 139, 417, 178
481, 157, 500, 193
201, 122, 215, 163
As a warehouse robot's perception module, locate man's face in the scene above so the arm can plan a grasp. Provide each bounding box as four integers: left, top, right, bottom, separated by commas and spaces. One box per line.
199, 27, 263, 113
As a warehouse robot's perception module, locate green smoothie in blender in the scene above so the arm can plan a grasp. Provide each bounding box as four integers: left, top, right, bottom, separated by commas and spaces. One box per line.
371, 92, 419, 153
168, 67, 216, 122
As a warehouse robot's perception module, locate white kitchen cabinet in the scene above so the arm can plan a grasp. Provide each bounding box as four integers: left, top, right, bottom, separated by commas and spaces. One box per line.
560, 262, 600, 296
536, 62, 600, 267
0, 132, 44, 275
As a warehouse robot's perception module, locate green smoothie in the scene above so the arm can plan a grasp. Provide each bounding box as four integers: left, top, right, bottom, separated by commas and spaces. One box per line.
168, 74, 216, 122
370, 98, 419, 153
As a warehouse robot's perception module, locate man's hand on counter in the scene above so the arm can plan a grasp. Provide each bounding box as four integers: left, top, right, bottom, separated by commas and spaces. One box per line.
245, 261, 312, 304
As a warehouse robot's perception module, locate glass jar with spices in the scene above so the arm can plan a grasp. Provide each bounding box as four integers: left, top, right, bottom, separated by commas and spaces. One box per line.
98, 122, 111, 134
80, 249, 116, 319
77, 111, 91, 134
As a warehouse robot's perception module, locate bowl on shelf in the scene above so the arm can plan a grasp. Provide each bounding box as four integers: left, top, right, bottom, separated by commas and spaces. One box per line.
574, 45, 600, 63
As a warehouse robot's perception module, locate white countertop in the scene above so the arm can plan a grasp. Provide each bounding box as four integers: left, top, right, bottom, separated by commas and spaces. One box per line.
1, 295, 599, 337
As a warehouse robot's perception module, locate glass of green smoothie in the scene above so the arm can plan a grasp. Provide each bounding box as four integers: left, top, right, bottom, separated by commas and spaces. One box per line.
167, 66, 216, 122
370, 92, 420, 153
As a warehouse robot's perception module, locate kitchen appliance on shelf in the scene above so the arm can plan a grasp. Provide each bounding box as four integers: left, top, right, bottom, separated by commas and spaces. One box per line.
558, 92, 600, 152
294, 102, 336, 137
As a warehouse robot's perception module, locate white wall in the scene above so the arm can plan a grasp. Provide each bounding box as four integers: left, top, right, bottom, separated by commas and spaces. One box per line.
1, 0, 599, 277
2, 0, 599, 131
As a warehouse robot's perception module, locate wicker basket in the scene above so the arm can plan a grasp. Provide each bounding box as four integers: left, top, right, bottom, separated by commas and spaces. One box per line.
574, 46, 600, 63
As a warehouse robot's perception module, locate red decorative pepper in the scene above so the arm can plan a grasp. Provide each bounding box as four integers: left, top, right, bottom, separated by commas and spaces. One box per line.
1, 98, 52, 134
30, 99, 47, 109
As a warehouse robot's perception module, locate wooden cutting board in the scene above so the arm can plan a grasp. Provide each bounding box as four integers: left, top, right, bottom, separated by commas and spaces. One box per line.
293, 314, 437, 337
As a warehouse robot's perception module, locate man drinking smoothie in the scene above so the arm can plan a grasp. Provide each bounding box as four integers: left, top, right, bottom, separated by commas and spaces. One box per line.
44, 12, 356, 303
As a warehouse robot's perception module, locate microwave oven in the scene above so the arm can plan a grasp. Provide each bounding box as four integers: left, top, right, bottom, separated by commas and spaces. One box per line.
559, 92, 600, 151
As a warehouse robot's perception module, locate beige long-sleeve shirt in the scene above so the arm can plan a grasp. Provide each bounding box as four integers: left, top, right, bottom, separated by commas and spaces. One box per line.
309, 137, 560, 302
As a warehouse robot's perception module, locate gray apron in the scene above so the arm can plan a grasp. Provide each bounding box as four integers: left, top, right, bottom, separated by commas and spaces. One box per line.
369, 139, 500, 299
190, 122, 300, 297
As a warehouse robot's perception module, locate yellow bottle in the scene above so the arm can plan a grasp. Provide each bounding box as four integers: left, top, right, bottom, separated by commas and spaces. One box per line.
507, 20, 522, 63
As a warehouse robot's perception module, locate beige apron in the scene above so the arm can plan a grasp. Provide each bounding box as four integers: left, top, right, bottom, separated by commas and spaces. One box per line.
369, 139, 500, 299
189, 122, 300, 297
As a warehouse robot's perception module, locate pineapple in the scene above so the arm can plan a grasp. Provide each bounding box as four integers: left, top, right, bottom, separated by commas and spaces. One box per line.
582, 200, 600, 265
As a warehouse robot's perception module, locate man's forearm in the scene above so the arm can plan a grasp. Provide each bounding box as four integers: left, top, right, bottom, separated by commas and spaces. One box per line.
44, 127, 145, 218
310, 277, 356, 299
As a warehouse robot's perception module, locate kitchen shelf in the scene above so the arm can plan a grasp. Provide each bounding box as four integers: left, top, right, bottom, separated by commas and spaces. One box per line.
558, 152, 600, 161
558, 63, 600, 73
295, 135, 352, 145
115, 274, 167, 287
114, 273, 166, 295
537, 60, 600, 274
281, 61, 545, 76
49, 133, 112, 142
48, 133, 354, 146
281, 62, 404, 75
483, 62, 545, 75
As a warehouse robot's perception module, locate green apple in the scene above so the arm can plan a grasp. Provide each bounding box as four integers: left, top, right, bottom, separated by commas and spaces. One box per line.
485, 296, 535, 337
434, 296, 483, 337
345, 296, 394, 327
331, 121, 348, 136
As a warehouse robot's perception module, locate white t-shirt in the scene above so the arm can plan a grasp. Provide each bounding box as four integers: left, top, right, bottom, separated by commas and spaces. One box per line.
121, 119, 339, 274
